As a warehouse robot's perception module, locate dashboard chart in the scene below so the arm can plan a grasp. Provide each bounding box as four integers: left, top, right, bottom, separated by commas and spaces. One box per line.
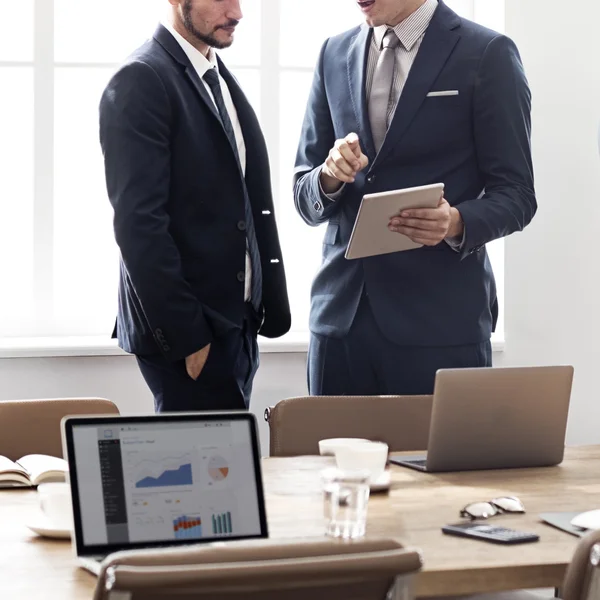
131, 454, 194, 489
173, 515, 202, 539
208, 455, 229, 482
212, 511, 233, 535
117, 428, 256, 543
136, 463, 193, 488
82, 419, 263, 547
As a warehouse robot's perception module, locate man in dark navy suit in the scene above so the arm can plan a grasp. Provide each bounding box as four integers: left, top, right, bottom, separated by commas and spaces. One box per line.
100, 0, 290, 412
294, 0, 536, 395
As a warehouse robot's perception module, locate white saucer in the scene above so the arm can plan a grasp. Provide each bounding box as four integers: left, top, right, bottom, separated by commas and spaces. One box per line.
25, 511, 71, 540
370, 469, 391, 492
571, 509, 600, 530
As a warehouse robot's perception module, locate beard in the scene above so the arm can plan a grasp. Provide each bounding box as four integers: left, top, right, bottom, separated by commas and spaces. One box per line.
182, 0, 237, 49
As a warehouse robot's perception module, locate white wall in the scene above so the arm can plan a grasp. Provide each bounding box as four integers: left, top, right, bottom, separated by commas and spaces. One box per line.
2, 0, 600, 449
498, 0, 600, 444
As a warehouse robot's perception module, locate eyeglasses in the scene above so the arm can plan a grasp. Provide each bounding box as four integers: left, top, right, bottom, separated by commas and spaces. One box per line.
460, 496, 525, 520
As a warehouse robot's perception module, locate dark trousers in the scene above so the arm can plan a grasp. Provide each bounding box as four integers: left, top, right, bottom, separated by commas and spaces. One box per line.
137, 305, 260, 413
308, 295, 492, 396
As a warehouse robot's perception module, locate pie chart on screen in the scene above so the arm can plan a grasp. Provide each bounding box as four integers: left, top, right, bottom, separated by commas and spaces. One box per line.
208, 456, 229, 481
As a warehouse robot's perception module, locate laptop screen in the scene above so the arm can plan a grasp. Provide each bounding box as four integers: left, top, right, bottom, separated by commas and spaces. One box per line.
64, 413, 267, 556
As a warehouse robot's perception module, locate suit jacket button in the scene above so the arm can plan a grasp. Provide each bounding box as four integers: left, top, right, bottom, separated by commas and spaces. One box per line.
367, 175, 375, 183
237, 271, 245, 282
237, 220, 246, 231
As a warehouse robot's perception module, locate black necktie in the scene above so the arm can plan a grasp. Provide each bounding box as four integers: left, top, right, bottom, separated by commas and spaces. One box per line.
203, 67, 262, 312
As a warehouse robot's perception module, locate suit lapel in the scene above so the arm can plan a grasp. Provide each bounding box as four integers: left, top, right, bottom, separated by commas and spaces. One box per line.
347, 25, 376, 161
184, 60, 244, 178
219, 60, 272, 188
153, 25, 248, 178
218, 59, 263, 181
373, 3, 461, 167
153, 24, 222, 126
183, 65, 221, 123
218, 59, 258, 148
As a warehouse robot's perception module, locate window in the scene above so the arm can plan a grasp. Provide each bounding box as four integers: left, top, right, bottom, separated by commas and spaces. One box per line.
0, 0, 504, 343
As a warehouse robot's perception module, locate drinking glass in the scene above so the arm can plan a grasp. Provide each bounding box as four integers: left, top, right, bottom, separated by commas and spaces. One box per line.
321, 468, 370, 539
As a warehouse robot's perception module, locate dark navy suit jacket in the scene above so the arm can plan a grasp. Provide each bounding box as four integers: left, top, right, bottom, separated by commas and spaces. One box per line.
294, 1, 536, 346
100, 25, 290, 362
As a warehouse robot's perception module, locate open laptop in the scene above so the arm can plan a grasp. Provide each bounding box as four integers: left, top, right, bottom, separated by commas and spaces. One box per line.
61, 412, 268, 575
390, 365, 574, 473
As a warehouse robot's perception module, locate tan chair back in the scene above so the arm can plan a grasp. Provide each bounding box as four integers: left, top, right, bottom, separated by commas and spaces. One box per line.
562, 529, 600, 600
93, 537, 422, 600
265, 395, 433, 456
0, 398, 119, 461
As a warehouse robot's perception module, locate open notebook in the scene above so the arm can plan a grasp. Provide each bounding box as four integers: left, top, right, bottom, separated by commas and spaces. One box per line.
0, 454, 68, 487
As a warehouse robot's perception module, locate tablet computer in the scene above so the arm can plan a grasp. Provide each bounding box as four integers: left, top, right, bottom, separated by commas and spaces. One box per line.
345, 183, 444, 260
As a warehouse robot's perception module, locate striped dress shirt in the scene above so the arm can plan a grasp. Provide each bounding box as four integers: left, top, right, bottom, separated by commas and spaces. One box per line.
322, 0, 439, 200
323, 0, 464, 248
366, 0, 439, 126
366, 0, 464, 247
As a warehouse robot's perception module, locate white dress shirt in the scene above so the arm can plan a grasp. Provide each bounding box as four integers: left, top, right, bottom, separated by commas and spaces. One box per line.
163, 22, 253, 301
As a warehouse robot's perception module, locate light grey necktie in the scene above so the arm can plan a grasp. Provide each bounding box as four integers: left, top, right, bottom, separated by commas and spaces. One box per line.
368, 28, 401, 153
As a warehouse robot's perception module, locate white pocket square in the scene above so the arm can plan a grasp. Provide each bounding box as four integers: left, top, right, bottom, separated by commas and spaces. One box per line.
427, 90, 459, 97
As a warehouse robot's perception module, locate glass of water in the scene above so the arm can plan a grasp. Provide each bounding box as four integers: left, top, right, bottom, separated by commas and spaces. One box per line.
321, 468, 370, 539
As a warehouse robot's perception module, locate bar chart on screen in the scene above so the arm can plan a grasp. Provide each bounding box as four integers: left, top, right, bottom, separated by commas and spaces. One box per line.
212, 511, 233, 535
173, 515, 203, 540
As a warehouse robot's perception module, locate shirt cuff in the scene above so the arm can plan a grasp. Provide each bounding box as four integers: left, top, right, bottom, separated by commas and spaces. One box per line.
318, 168, 345, 201
445, 227, 466, 252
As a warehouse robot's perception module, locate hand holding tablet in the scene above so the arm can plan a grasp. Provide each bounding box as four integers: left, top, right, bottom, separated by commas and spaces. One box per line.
345, 183, 446, 259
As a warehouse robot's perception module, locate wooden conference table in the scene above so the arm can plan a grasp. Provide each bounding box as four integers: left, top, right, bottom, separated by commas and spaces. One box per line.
1, 446, 599, 599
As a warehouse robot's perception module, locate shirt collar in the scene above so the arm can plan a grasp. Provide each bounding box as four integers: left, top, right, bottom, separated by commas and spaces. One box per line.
161, 20, 218, 78
373, 0, 438, 51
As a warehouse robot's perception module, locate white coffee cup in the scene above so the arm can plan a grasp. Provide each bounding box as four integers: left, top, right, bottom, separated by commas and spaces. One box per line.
334, 441, 389, 482
318, 438, 371, 456
38, 482, 73, 530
